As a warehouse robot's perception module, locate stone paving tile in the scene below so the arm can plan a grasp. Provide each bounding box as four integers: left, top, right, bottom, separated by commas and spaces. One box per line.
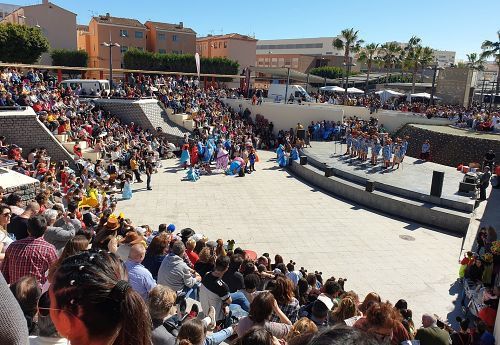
117, 149, 483, 324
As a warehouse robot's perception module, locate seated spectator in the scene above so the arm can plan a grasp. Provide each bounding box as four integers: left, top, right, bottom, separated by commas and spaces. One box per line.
115, 230, 144, 262
185, 238, 199, 265
142, 232, 170, 280
6, 193, 25, 216
234, 326, 277, 345
2, 215, 57, 285
7, 202, 40, 240
286, 317, 318, 345
29, 291, 67, 344
270, 276, 300, 323
329, 296, 360, 326
10, 275, 41, 334
158, 240, 201, 293
308, 324, 381, 345
125, 243, 156, 300
47, 235, 90, 284
43, 209, 75, 255
222, 253, 245, 293
0, 272, 29, 345
149, 285, 178, 345
177, 317, 233, 345
50, 250, 151, 345
236, 291, 292, 339
414, 313, 452, 345
194, 247, 215, 278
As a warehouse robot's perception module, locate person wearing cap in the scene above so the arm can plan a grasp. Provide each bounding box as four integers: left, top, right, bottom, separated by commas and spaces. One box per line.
116, 231, 145, 262
157, 240, 201, 297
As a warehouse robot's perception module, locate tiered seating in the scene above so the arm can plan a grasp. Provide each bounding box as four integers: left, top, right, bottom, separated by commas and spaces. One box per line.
54, 134, 101, 162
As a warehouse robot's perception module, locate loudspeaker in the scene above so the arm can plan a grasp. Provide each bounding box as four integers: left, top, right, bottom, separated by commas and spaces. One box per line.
430, 171, 445, 197
325, 168, 334, 177
299, 156, 308, 165
366, 180, 375, 192
297, 129, 306, 140
459, 182, 476, 193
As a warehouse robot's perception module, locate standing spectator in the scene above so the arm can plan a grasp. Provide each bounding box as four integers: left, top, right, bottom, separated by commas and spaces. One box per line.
2, 215, 57, 285
125, 243, 157, 300
420, 140, 431, 161
130, 153, 143, 183
414, 314, 452, 345
146, 156, 154, 191
479, 167, 492, 201
7, 202, 40, 240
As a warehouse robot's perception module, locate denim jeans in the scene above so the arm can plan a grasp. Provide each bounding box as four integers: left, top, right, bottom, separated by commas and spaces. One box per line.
230, 291, 250, 312
205, 327, 234, 345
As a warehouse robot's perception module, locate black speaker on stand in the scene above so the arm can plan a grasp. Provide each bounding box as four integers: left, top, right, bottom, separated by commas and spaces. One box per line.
430, 171, 444, 197
297, 129, 306, 140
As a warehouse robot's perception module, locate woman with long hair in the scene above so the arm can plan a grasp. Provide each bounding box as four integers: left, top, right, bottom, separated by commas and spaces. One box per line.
176, 317, 234, 345
49, 250, 152, 345
194, 247, 215, 278
48, 235, 90, 283
287, 317, 318, 345
270, 276, 300, 323
142, 233, 170, 280
0, 204, 13, 262
329, 297, 360, 326
236, 291, 292, 339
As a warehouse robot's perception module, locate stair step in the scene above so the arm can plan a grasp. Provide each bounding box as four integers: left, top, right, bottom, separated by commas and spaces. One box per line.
62, 141, 88, 151
81, 149, 101, 162
54, 134, 68, 143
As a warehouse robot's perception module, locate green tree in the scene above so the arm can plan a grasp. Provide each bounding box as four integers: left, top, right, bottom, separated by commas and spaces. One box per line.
357, 43, 380, 93
309, 66, 346, 79
419, 46, 435, 82
380, 42, 402, 80
0, 23, 49, 63
481, 30, 500, 96
466, 53, 486, 71
50, 49, 88, 67
333, 28, 364, 89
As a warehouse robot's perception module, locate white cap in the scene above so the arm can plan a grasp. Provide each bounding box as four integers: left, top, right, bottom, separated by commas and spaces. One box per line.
317, 294, 334, 310
135, 227, 146, 236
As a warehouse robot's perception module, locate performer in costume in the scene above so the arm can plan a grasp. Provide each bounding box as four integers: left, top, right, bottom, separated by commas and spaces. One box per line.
180, 144, 191, 169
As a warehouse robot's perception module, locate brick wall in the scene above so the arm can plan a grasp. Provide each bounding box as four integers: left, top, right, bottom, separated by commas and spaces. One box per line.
0, 169, 40, 205
0, 108, 75, 166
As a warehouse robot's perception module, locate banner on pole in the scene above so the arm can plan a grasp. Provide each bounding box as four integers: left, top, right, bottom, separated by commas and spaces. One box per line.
195, 53, 200, 79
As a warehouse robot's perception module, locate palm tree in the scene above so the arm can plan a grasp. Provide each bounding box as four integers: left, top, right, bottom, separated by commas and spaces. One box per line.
380, 42, 402, 81
419, 47, 435, 82
357, 43, 380, 93
466, 53, 485, 71
333, 28, 364, 91
481, 30, 500, 96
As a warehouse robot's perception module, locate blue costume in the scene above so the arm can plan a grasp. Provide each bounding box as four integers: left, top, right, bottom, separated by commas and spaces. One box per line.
382, 144, 392, 161
180, 149, 190, 167
186, 167, 199, 181
276, 144, 284, 158
373, 141, 382, 156
226, 160, 242, 175
346, 133, 353, 148
290, 147, 299, 161
122, 181, 132, 200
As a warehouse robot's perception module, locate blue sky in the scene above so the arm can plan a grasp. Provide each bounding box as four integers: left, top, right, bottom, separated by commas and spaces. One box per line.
8, 0, 500, 60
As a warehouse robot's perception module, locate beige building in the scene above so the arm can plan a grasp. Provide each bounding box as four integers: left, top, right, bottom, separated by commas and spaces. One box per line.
1, 0, 77, 65
145, 21, 196, 54
196, 33, 257, 71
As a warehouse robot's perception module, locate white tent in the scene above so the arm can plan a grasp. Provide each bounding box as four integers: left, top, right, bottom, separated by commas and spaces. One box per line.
375, 89, 405, 103
346, 87, 364, 94
410, 92, 441, 100
319, 85, 345, 92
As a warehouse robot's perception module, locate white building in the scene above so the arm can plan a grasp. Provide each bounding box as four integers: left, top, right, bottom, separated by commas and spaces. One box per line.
256, 37, 344, 56
433, 50, 456, 68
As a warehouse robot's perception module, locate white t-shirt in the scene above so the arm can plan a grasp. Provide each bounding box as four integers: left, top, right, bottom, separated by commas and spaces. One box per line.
0, 231, 13, 253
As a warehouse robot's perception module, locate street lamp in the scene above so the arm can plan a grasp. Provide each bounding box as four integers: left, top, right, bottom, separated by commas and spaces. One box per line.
268, 50, 272, 67
343, 58, 356, 95
101, 33, 120, 93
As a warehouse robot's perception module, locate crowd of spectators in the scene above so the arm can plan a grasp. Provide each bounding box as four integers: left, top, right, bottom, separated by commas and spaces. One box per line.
1, 67, 499, 345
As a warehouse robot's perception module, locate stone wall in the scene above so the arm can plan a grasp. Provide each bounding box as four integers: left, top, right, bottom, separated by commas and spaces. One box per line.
0, 168, 40, 205
223, 98, 454, 134
436, 67, 474, 107
0, 108, 75, 165
93, 99, 189, 144
396, 124, 500, 167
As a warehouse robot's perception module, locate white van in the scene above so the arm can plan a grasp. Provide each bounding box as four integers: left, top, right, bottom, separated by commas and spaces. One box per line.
268, 84, 312, 103
60, 79, 110, 96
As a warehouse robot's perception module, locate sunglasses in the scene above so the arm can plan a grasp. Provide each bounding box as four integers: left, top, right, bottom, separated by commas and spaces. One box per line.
38, 306, 76, 318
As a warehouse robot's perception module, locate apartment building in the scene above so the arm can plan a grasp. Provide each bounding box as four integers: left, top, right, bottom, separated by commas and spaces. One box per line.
433, 50, 456, 68
145, 21, 196, 55
1, 0, 76, 65
196, 33, 257, 71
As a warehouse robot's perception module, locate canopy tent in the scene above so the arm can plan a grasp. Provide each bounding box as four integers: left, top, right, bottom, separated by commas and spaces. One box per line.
319, 85, 345, 92
346, 87, 364, 94
375, 89, 405, 103
410, 92, 441, 100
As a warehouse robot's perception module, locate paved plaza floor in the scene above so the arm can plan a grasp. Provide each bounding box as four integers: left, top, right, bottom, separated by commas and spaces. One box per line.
117, 148, 489, 325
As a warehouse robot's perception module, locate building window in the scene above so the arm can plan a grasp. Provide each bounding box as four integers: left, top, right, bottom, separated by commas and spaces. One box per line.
213, 43, 217, 49
219, 42, 222, 48
158, 33, 165, 40
159, 49, 166, 54
224, 41, 227, 48
120, 29, 128, 37
120, 46, 128, 53
172, 35, 177, 41
135, 31, 143, 39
